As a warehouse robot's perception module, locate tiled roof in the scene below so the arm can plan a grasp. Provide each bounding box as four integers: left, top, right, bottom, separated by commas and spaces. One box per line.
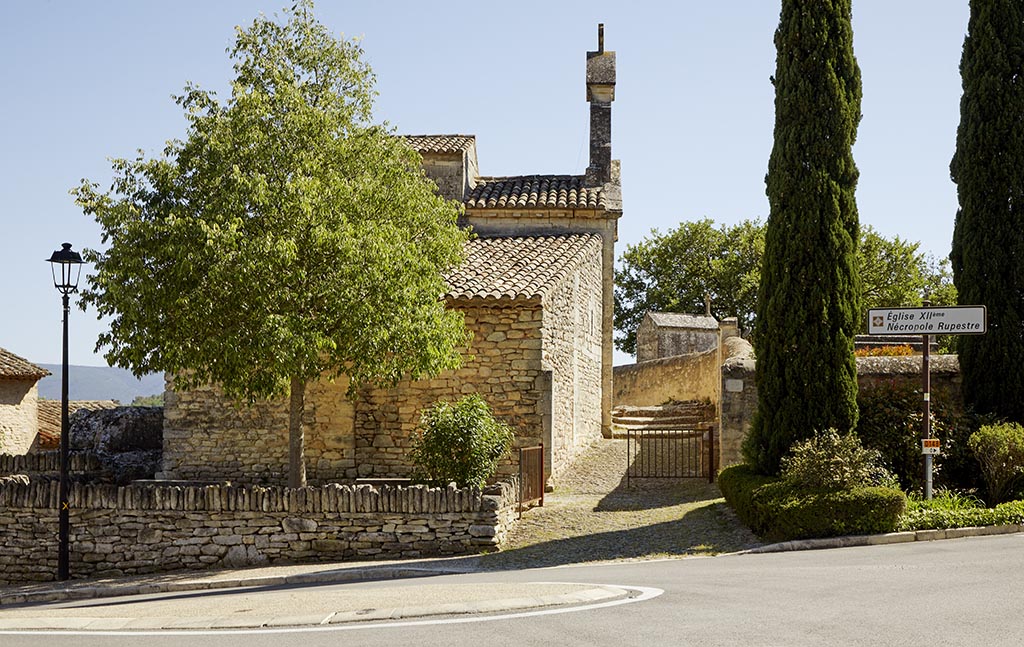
446, 234, 601, 303
404, 135, 476, 155
0, 347, 48, 380
465, 175, 605, 210
36, 400, 120, 449
647, 312, 719, 330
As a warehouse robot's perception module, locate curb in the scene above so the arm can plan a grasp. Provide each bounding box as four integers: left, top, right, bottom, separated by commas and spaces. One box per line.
0, 585, 631, 631
744, 523, 1024, 554
0, 566, 455, 608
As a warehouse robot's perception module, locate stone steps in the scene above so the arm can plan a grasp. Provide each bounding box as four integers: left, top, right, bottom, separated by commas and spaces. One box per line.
610, 401, 716, 439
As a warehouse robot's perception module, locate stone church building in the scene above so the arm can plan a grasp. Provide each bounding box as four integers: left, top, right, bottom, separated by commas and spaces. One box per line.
162, 31, 621, 486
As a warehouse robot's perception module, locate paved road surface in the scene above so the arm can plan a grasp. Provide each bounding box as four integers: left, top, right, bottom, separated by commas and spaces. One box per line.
2, 533, 1022, 646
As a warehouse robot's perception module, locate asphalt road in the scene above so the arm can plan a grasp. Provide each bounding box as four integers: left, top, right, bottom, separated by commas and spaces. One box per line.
3, 533, 1023, 646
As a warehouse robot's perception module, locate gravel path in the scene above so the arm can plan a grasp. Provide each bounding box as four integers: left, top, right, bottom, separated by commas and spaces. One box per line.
476, 439, 762, 570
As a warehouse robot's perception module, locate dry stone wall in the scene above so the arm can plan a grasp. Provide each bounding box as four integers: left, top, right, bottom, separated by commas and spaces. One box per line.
0, 479, 519, 586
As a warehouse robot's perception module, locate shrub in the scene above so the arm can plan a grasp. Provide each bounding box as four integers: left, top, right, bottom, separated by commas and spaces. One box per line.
968, 422, 1024, 505
898, 498, 1024, 532
409, 394, 514, 488
856, 380, 981, 494
718, 464, 906, 542
781, 429, 896, 491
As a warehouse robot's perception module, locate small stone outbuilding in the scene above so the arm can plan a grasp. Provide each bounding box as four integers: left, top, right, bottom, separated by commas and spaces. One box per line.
0, 347, 49, 455
636, 312, 720, 363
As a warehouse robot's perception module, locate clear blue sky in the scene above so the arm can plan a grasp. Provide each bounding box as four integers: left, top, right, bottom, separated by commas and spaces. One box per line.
0, 1, 970, 367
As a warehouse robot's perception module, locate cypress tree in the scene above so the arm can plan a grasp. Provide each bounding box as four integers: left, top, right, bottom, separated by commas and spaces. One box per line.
950, 0, 1024, 423
744, 0, 863, 475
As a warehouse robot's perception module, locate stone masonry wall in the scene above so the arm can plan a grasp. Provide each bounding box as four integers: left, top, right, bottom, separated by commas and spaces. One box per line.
541, 243, 604, 477
0, 479, 519, 586
162, 375, 356, 485
163, 304, 547, 485
0, 380, 39, 455
354, 304, 546, 480
719, 354, 963, 469
613, 349, 720, 407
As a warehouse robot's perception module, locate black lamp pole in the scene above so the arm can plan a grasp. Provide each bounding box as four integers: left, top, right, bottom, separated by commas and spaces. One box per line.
47, 242, 83, 582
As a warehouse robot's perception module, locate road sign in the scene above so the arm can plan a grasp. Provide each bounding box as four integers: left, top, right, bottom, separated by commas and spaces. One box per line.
922, 438, 941, 455
867, 306, 987, 336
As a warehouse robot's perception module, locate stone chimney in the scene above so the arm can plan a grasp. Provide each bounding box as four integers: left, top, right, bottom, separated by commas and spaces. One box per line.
585, 24, 616, 186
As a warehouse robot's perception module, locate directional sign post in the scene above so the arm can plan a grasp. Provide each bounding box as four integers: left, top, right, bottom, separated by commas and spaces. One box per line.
865, 304, 987, 500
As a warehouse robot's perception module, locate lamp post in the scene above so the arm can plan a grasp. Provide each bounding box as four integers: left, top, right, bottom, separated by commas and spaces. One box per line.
47, 242, 83, 581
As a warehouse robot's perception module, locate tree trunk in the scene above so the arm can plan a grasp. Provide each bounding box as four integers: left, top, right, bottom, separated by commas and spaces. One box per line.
288, 375, 307, 488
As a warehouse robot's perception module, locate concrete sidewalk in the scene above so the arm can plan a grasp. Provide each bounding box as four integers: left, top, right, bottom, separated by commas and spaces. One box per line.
0, 556, 635, 630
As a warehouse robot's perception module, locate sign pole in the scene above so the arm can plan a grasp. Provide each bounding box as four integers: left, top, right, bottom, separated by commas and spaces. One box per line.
922, 300, 932, 500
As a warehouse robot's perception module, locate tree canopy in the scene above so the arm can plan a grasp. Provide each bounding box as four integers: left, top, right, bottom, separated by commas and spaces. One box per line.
73, 1, 471, 486
950, 0, 1024, 422
744, 0, 863, 475
613, 218, 764, 356
614, 220, 953, 357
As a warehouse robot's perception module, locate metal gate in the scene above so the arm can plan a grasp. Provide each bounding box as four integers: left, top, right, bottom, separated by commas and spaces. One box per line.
626, 426, 715, 486
518, 444, 544, 517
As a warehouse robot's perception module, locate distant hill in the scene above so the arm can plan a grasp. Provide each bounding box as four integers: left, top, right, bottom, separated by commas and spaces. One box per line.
37, 364, 164, 404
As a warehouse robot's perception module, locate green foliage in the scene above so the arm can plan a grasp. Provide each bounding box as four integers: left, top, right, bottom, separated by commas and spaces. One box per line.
898, 497, 1024, 532
747, 0, 862, 475
613, 218, 763, 355
855, 380, 981, 494
968, 422, 1024, 505
72, 2, 471, 486
409, 394, 514, 488
614, 221, 952, 357
718, 464, 906, 542
131, 394, 164, 407
780, 429, 896, 491
950, 0, 1024, 422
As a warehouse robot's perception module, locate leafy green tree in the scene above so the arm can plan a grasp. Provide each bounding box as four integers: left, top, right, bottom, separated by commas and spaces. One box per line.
616, 220, 955, 357
73, 1, 470, 487
950, 0, 1024, 422
744, 0, 863, 475
613, 218, 764, 355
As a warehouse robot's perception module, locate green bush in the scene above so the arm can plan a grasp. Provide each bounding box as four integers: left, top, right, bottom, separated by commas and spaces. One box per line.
409, 394, 514, 488
898, 497, 1024, 531
856, 380, 981, 493
781, 429, 896, 490
718, 464, 906, 542
968, 422, 1024, 505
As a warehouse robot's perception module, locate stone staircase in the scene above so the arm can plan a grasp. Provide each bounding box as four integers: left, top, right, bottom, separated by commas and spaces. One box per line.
610, 400, 716, 439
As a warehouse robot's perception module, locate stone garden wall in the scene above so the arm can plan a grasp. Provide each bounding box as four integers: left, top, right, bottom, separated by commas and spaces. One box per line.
0, 479, 519, 586
613, 348, 720, 407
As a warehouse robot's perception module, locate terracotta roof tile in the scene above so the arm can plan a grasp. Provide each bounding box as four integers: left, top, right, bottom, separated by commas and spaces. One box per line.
0, 348, 48, 380
404, 135, 476, 155
465, 175, 605, 210
445, 234, 601, 303
36, 400, 120, 449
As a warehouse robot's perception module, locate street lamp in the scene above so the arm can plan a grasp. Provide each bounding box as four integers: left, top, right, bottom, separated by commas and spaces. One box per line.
47, 242, 83, 581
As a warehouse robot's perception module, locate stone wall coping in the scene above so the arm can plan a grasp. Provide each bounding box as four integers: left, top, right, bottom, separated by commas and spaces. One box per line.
0, 479, 518, 515
616, 347, 718, 375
